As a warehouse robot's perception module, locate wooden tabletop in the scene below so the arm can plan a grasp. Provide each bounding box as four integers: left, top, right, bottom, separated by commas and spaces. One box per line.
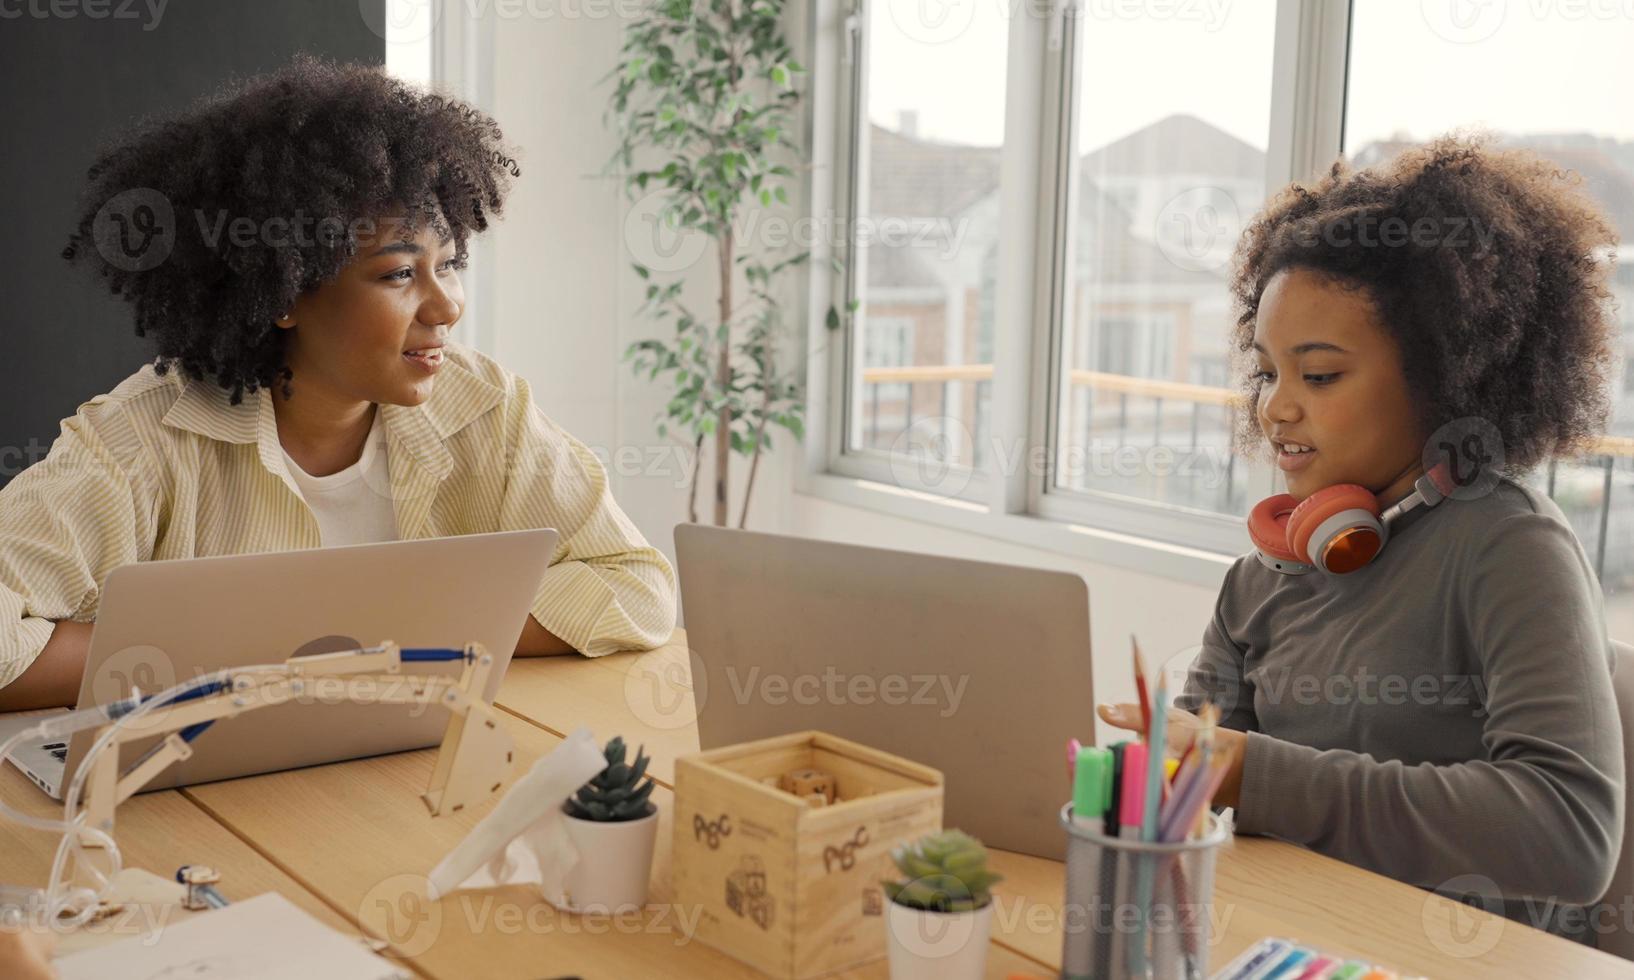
2, 629, 1630, 978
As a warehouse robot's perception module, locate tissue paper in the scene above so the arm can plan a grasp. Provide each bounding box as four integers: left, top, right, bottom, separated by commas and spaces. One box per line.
426, 726, 606, 903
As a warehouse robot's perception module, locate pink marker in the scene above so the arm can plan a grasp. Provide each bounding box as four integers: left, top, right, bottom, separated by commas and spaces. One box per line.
1294, 957, 1339, 979
1119, 742, 1148, 840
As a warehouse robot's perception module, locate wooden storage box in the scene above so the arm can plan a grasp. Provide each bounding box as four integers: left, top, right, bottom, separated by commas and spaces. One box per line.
672, 730, 943, 979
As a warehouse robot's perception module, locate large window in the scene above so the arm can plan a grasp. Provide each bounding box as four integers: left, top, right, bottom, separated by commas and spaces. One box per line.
824, 1, 1634, 632
840, 0, 1011, 492
383, 0, 432, 85
1343, 5, 1634, 645
1049, 3, 1277, 522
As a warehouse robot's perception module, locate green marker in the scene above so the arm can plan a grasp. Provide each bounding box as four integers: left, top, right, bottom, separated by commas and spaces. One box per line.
1072, 746, 1113, 828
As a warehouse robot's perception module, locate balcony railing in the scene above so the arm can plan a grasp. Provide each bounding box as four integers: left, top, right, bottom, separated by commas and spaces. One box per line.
857, 364, 1634, 581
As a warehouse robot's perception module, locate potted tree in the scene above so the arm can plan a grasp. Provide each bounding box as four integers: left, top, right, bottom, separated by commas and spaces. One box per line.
557, 735, 659, 913
881, 829, 1002, 980
608, 0, 851, 528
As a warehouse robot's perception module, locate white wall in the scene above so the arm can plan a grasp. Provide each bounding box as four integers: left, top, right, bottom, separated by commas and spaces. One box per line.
484, 5, 796, 559
474, 5, 1224, 742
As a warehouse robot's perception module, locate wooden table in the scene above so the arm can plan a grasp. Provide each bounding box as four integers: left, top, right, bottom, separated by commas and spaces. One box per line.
3, 631, 1630, 978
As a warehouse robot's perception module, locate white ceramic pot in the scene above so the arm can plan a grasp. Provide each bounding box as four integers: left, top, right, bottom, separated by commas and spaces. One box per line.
556, 805, 659, 913
884, 899, 994, 980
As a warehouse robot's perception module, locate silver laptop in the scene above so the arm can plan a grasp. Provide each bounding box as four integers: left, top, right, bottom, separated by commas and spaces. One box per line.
3, 528, 557, 799
675, 524, 1093, 860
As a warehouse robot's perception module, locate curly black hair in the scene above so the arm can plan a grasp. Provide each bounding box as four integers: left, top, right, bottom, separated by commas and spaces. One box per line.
61, 53, 519, 404
1229, 133, 1620, 473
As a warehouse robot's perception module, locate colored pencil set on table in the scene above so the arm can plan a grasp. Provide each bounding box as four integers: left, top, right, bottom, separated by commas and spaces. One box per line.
1062, 636, 1241, 979
1067, 636, 1237, 845
1064, 642, 1429, 980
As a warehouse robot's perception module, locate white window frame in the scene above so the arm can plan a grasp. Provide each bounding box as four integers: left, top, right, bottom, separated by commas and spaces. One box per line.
798, 0, 1353, 572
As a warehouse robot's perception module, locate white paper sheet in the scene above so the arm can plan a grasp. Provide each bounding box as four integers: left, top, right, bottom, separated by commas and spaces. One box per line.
53, 892, 410, 980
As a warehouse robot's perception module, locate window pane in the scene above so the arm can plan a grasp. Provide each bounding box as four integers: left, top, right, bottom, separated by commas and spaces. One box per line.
1051, 5, 1277, 517
383, 0, 433, 87
1345, 8, 1634, 641
846, 1, 1009, 477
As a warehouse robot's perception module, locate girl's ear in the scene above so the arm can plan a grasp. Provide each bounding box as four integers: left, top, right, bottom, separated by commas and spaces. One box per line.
274, 311, 296, 330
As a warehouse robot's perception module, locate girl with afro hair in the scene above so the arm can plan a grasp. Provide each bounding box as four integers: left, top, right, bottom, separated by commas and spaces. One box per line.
1100, 136, 1626, 943
0, 55, 676, 709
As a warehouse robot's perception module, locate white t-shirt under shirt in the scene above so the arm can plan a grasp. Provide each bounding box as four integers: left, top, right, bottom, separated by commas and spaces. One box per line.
279, 407, 399, 547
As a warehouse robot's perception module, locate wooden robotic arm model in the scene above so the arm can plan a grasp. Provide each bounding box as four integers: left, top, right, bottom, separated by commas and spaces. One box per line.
0, 640, 517, 928
78, 641, 517, 840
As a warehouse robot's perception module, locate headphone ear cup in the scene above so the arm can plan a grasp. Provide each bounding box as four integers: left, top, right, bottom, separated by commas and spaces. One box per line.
1248, 493, 1302, 563
1287, 484, 1381, 569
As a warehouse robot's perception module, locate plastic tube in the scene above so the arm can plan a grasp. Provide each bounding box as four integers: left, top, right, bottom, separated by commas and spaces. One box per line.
4, 641, 398, 925
0, 662, 292, 926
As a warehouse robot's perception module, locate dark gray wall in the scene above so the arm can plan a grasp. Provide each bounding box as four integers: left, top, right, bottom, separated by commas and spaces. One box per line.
0, 1, 384, 487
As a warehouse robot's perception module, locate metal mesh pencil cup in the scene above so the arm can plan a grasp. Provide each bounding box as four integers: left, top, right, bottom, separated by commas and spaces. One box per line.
1059, 803, 1228, 980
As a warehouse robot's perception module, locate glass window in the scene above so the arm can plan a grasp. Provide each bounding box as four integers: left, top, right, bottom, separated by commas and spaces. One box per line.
383, 0, 433, 86
844, 0, 1010, 477
860, 315, 915, 448
1346, 5, 1634, 640
1049, 4, 1278, 518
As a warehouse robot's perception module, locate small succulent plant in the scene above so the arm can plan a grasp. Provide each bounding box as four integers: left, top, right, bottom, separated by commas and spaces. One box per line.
883, 829, 1002, 913
564, 736, 657, 822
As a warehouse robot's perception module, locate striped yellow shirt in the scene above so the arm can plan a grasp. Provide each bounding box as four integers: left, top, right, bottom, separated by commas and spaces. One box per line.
0, 342, 676, 686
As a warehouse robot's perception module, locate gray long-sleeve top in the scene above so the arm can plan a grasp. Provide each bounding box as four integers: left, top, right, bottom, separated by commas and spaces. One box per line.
1176, 476, 1625, 935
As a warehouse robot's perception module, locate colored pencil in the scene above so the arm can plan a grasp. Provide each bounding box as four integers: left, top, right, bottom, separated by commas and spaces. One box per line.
1131, 634, 1152, 737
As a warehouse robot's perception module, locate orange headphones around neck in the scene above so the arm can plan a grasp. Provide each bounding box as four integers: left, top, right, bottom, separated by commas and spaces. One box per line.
1247, 462, 1458, 575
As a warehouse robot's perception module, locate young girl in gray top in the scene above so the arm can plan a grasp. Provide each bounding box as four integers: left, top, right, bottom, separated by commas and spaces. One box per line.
1099, 135, 1626, 944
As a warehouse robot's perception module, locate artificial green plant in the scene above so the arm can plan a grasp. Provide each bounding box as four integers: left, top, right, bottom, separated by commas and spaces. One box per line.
607, 0, 844, 527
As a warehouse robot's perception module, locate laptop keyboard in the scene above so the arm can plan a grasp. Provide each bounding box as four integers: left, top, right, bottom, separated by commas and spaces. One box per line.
43, 742, 66, 762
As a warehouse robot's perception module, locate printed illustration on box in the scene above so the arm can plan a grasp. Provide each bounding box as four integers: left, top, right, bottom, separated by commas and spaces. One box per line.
671, 730, 944, 980
725, 854, 776, 930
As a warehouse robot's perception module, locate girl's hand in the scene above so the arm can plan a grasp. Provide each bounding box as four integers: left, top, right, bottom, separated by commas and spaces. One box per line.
1097, 702, 1205, 756
1095, 702, 1247, 809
